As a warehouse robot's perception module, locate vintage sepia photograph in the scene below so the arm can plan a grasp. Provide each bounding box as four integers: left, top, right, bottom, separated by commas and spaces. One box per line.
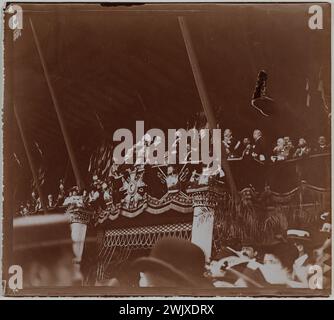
1, 1, 332, 298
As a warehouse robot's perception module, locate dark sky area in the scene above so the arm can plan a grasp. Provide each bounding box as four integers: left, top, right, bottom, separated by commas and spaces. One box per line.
4, 3, 331, 201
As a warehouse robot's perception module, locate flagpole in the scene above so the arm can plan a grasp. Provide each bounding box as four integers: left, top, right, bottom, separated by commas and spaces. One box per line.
29, 18, 85, 191
14, 104, 47, 214
178, 17, 238, 198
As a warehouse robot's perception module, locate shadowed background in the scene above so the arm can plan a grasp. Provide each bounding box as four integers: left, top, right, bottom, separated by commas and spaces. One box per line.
4, 3, 331, 201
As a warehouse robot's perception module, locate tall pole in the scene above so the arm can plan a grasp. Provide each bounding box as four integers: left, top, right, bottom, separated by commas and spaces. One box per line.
14, 105, 47, 214
178, 17, 238, 198
29, 18, 84, 191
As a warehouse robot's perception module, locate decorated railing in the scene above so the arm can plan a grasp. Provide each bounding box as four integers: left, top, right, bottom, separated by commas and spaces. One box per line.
51, 153, 331, 282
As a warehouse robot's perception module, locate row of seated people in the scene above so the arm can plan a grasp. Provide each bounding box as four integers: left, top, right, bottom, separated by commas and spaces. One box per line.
223, 129, 330, 162
17, 176, 116, 216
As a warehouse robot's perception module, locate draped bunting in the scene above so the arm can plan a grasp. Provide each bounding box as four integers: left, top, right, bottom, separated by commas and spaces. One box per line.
96, 192, 193, 225
64, 154, 330, 282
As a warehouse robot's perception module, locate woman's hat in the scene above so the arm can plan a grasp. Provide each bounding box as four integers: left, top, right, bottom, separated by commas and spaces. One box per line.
286, 228, 311, 243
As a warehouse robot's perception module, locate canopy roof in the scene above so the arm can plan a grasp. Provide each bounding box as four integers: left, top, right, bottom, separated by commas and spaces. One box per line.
5, 3, 331, 198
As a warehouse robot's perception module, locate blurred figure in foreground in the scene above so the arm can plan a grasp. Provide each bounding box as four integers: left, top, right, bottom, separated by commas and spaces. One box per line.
286, 228, 313, 287
133, 238, 212, 288
13, 214, 80, 288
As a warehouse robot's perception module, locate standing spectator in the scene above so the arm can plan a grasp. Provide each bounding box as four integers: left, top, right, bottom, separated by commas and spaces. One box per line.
240, 137, 252, 158
282, 136, 294, 159
293, 138, 311, 158
252, 129, 267, 161
223, 129, 240, 158
314, 136, 329, 154
285, 139, 295, 159
283, 136, 290, 147
56, 179, 66, 207
31, 191, 38, 211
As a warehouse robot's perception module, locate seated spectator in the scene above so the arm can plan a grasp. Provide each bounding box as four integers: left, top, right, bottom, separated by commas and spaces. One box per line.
47, 194, 55, 209
293, 138, 311, 158
314, 136, 329, 154
271, 138, 286, 162
22, 202, 30, 216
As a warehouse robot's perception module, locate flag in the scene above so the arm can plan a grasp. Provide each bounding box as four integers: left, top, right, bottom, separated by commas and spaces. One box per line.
306, 78, 311, 107
88, 139, 114, 179
13, 152, 22, 167
32, 141, 47, 190
34, 141, 43, 157
95, 111, 105, 131
317, 71, 329, 113
31, 166, 46, 190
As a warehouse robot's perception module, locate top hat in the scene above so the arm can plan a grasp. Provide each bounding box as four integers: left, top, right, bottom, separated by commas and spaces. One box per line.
132, 237, 211, 287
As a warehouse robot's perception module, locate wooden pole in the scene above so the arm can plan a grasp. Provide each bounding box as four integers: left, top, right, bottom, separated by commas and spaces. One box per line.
14, 104, 47, 214
178, 16, 238, 198
30, 18, 84, 191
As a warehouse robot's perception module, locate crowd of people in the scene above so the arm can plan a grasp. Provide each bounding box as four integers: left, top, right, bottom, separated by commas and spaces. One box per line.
16, 180, 67, 216
222, 129, 330, 162
14, 209, 331, 291
97, 210, 331, 290
207, 216, 331, 289
16, 129, 330, 217
13, 127, 331, 291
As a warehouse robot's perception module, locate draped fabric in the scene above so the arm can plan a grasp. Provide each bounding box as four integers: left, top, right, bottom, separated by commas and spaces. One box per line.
230, 153, 330, 192
96, 222, 192, 281
72, 154, 330, 281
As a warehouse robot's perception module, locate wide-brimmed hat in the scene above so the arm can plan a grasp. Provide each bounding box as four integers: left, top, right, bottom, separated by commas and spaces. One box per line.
286, 228, 311, 243
285, 228, 316, 253
258, 240, 299, 271
132, 237, 210, 287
